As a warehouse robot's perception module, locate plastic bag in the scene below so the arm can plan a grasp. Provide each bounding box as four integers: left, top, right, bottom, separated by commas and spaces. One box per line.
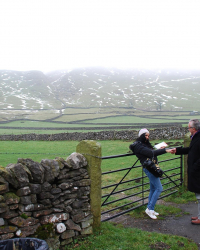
0, 238, 49, 250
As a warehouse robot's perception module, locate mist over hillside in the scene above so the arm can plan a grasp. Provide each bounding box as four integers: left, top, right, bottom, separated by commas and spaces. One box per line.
1, 67, 200, 112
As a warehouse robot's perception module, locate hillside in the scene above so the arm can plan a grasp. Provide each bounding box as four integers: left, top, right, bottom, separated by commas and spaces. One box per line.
0, 67, 200, 123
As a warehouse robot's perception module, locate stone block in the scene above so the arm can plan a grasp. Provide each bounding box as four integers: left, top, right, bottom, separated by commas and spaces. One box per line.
18, 158, 45, 184
33, 209, 53, 218
16, 186, 31, 196
0, 218, 5, 226
60, 238, 73, 246
9, 216, 39, 227
20, 196, 32, 205
58, 182, 73, 190
46, 236, 60, 250
81, 226, 93, 235
41, 182, 52, 192
66, 153, 87, 170
65, 219, 81, 231
9, 204, 18, 210
31, 194, 37, 203
0, 226, 17, 234
74, 179, 91, 187
61, 229, 75, 239
0, 203, 8, 213
24, 203, 45, 212
56, 223, 66, 233
6, 163, 30, 188
38, 192, 54, 200
81, 218, 93, 229
0, 184, 9, 194
29, 183, 41, 194
40, 213, 69, 225
0, 195, 5, 202
0, 233, 14, 240
4, 192, 20, 205
1, 210, 19, 219
51, 188, 62, 194
15, 223, 40, 237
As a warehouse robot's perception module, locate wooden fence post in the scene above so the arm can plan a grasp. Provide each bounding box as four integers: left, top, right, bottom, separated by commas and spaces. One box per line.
76, 140, 102, 229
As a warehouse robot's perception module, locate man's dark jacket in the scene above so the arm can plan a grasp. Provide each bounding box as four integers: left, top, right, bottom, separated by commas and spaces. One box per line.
176, 131, 200, 193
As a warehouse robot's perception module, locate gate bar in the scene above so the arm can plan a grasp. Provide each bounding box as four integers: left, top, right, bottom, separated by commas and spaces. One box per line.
101, 159, 139, 206
101, 153, 134, 159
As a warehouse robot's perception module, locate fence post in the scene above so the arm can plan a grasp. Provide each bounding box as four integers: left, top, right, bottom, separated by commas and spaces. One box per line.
183, 132, 190, 188
76, 140, 102, 229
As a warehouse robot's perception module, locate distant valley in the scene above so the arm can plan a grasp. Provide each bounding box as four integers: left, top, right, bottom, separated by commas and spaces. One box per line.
0, 67, 200, 123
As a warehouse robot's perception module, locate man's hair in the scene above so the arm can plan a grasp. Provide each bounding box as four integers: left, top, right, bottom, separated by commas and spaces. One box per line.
189, 119, 200, 130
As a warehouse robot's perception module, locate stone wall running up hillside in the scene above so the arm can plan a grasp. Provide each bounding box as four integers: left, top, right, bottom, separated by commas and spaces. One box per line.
0, 127, 188, 141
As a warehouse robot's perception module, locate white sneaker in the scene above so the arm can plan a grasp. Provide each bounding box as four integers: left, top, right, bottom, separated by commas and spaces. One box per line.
145, 208, 157, 219
153, 211, 159, 216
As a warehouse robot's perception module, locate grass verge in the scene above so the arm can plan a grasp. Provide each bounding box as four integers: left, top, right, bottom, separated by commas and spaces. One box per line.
66, 222, 198, 250
164, 185, 196, 203
126, 204, 183, 220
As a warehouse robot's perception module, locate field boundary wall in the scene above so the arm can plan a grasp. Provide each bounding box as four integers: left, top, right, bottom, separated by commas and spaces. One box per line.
0, 152, 94, 250
0, 126, 188, 141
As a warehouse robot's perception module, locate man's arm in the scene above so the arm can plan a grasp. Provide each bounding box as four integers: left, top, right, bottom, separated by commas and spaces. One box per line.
175, 147, 189, 155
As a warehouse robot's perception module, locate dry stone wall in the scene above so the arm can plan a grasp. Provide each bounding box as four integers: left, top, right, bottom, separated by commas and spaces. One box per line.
0, 153, 93, 250
0, 126, 188, 141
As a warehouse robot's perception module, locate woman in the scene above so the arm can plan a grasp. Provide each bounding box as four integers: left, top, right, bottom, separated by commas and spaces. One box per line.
129, 128, 171, 219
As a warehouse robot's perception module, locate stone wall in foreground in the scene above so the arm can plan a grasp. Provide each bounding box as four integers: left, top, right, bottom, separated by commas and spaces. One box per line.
0, 126, 188, 141
0, 153, 92, 250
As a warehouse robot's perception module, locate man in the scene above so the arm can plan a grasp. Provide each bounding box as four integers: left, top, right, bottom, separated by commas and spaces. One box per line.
171, 119, 200, 224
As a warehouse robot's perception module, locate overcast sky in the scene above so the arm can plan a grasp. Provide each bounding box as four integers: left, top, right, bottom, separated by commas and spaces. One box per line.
1, 0, 200, 72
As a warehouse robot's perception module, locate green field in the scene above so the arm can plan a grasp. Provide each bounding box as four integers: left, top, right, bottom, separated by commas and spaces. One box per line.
0, 111, 199, 135
1, 107, 199, 128
81, 115, 195, 124
0, 140, 78, 167
0, 139, 183, 169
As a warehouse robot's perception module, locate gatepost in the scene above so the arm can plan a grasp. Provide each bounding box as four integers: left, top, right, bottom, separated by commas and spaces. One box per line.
76, 140, 102, 229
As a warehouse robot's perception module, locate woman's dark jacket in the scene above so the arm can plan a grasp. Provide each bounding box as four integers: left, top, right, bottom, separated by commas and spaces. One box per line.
175, 131, 200, 193
129, 141, 166, 166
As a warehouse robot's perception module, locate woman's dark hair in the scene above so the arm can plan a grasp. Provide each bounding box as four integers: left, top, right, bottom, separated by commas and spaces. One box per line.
136, 133, 153, 149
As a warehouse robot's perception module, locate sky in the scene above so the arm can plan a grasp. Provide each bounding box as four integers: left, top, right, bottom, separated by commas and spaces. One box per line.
1, 0, 200, 72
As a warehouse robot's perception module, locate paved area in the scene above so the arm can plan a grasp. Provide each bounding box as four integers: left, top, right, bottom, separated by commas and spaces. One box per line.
103, 201, 200, 249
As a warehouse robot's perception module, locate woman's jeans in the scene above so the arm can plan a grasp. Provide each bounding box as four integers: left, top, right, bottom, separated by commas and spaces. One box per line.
143, 168, 163, 211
